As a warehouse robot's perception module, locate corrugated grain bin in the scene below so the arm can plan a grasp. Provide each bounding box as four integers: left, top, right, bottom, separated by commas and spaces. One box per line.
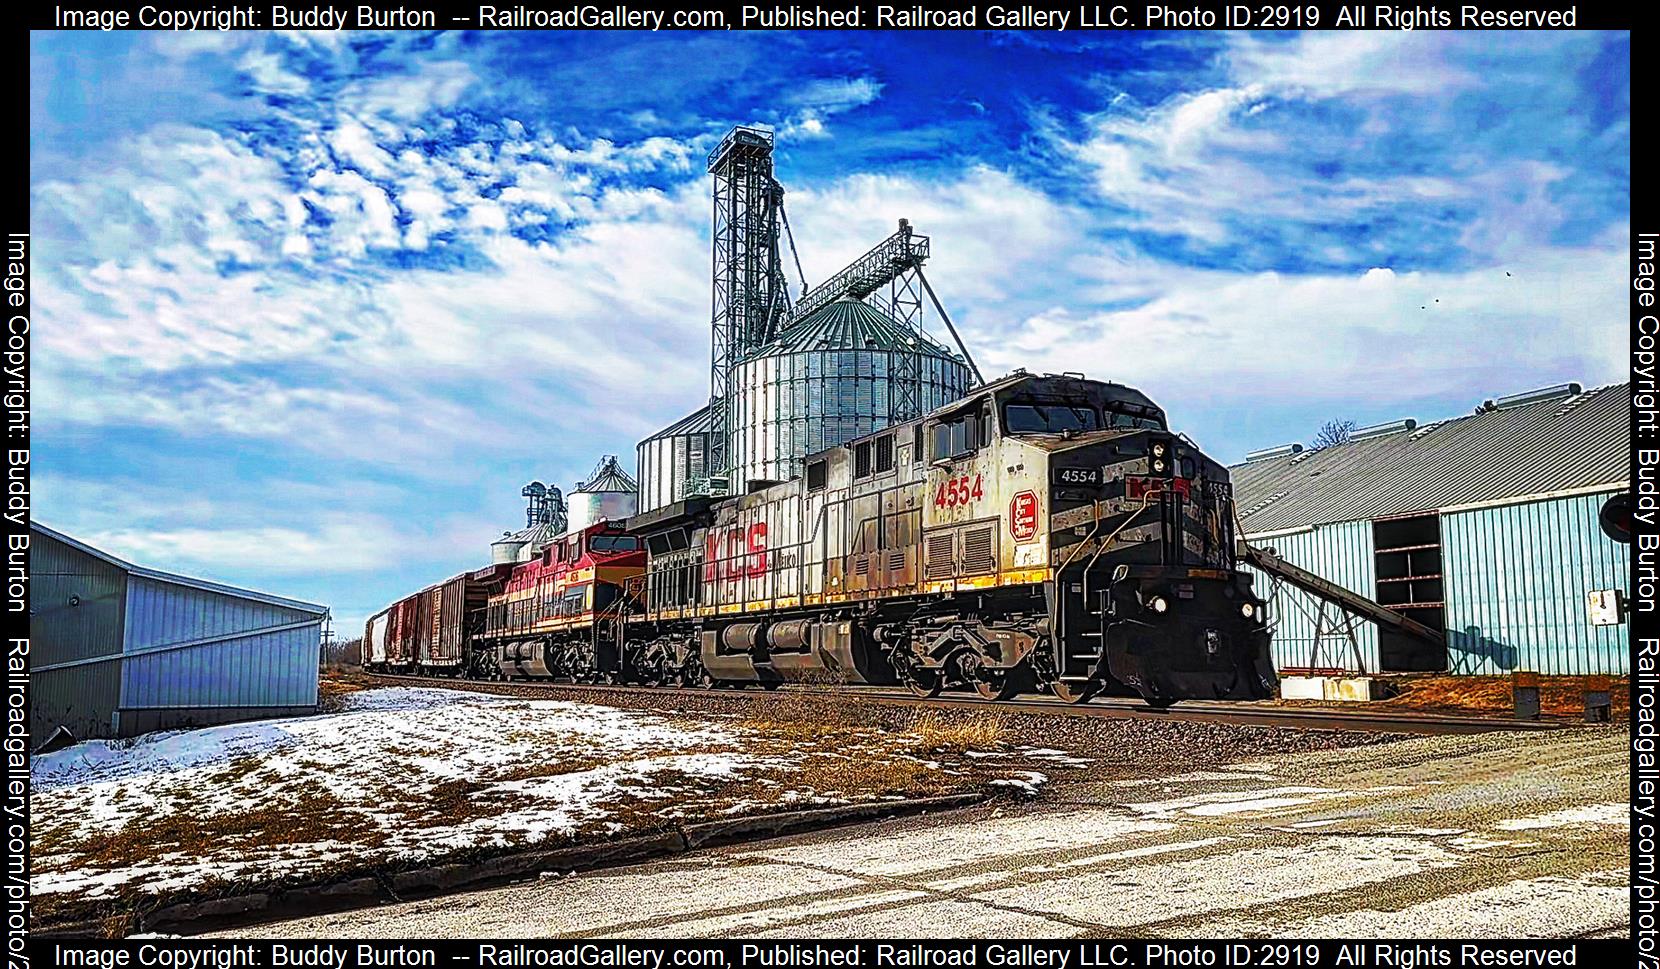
637, 405, 713, 514
568, 456, 639, 531
730, 298, 971, 491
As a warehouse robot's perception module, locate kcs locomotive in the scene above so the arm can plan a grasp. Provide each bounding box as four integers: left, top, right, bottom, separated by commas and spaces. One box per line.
365, 373, 1278, 706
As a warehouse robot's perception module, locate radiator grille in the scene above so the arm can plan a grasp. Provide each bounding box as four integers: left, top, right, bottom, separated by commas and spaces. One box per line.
924, 531, 955, 580
962, 526, 997, 575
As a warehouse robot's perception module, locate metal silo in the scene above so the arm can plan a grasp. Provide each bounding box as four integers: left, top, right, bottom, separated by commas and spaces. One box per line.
637, 405, 713, 514
490, 531, 526, 565
567, 456, 639, 531
730, 297, 971, 490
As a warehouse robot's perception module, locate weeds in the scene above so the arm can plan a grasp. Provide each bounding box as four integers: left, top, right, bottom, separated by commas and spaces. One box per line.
901, 709, 1004, 753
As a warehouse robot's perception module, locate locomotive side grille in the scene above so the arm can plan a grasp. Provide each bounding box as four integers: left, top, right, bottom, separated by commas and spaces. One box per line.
855, 555, 870, 577
924, 531, 955, 580
888, 549, 906, 572
962, 526, 997, 576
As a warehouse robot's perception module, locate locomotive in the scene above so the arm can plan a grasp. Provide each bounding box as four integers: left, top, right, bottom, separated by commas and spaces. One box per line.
364, 373, 1277, 706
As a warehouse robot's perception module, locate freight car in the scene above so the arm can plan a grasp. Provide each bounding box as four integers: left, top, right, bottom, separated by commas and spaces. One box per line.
363, 564, 513, 676
364, 373, 1276, 706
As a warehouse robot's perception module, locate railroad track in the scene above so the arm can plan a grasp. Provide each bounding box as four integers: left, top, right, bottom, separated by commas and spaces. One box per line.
357, 672, 1557, 736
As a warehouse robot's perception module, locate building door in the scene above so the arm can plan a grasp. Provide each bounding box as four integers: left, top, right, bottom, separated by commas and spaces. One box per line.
1372, 513, 1447, 671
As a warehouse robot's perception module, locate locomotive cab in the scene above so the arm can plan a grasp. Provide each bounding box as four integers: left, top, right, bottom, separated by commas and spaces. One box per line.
996, 379, 1275, 703
909, 372, 1276, 704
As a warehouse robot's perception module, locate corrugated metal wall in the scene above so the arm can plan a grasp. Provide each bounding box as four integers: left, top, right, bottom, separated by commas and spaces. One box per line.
1441, 491, 1630, 675
30, 532, 127, 738
119, 575, 321, 712
33, 668, 123, 740
1242, 521, 1380, 673
123, 575, 309, 652
119, 625, 320, 710
31, 531, 126, 664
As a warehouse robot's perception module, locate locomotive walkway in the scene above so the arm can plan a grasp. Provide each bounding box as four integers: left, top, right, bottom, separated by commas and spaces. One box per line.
218, 726, 1626, 939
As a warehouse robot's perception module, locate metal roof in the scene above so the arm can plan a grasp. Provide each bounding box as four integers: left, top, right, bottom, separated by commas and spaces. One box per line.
747, 297, 961, 360
31, 522, 329, 615
576, 455, 638, 494
1229, 383, 1630, 535
642, 403, 714, 442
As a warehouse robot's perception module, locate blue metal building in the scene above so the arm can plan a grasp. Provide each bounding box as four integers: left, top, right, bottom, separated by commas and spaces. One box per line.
1230, 383, 1630, 677
29, 523, 329, 741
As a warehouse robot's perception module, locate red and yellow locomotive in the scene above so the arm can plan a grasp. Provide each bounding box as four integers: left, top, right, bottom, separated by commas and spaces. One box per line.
473, 521, 645, 680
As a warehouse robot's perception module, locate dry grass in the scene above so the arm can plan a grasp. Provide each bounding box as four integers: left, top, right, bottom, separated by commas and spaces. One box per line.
900, 709, 1004, 752
49, 781, 358, 872
741, 671, 868, 739
1375, 674, 1629, 720
33, 686, 1048, 936
317, 669, 370, 713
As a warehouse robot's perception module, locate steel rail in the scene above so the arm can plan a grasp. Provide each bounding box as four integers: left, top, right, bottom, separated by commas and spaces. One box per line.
359, 672, 1558, 736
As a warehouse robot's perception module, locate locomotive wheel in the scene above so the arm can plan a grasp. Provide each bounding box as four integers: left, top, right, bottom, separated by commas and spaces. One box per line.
902, 669, 943, 698
682, 662, 714, 689
973, 674, 1018, 702
1049, 677, 1098, 705
1142, 696, 1177, 709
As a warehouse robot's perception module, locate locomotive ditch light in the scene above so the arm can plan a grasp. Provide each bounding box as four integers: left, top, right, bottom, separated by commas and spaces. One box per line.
1148, 595, 1169, 614
1240, 602, 1255, 618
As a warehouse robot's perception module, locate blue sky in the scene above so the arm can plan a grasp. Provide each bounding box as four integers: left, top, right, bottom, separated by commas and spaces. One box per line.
32, 30, 1629, 633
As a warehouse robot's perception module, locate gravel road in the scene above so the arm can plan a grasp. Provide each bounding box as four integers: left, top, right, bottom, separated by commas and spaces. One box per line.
219, 726, 1628, 939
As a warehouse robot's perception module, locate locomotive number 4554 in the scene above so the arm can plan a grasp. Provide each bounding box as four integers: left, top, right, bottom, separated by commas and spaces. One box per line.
934, 473, 984, 509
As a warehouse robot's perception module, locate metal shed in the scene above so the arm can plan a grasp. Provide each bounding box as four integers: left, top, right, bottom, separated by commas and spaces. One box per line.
29, 523, 329, 741
1229, 383, 1631, 676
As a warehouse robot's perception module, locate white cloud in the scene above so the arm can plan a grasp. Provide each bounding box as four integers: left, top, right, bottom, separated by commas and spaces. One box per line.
790, 76, 884, 112
786, 166, 1084, 315
1225, 33, 1474, 99
1064, 33, 1607, 256
341, 60, 476, 121
990, 238, 1629, 413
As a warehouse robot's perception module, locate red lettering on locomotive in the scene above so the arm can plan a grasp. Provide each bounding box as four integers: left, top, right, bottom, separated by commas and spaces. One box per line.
704, 523, 771, 581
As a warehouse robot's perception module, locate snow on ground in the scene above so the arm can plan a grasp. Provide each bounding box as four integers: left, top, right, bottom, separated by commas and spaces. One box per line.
1494, 802, 1629, 831
32, 687, 1064, 915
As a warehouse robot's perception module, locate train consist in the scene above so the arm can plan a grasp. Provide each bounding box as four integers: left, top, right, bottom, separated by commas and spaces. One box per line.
365, 373, 1277, 705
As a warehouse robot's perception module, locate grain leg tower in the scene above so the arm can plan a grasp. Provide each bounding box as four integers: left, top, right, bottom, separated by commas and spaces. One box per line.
638, 125, 977, 513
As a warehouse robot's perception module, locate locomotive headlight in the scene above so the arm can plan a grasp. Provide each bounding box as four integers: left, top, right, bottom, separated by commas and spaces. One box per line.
1152, 442, 1168, 457
1241, 602, 1256, 618
1149, 595, 1169, 614
1151, 458, 1167, 473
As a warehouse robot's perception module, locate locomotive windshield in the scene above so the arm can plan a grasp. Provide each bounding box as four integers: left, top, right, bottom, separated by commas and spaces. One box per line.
1004, 402, 1099, 434
590, 535, 640, 552
1105, 410, 1165, 429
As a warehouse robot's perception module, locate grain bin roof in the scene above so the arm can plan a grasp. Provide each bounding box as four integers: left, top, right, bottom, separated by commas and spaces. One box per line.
1230, 382, 1630, 535
747, 297, 960, 359
31, 522, 328, 615
642, 403, 713, 441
